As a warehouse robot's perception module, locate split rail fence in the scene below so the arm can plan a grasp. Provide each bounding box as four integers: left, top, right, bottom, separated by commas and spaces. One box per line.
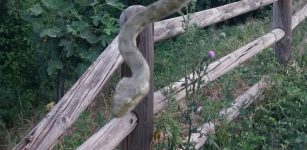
14, 0, 307, 149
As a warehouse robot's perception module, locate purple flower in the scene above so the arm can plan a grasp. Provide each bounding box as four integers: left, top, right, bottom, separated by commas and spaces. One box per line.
208, 50, 216, 58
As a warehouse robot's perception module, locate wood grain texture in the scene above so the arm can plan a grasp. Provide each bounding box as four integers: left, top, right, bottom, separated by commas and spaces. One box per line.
119, 6, 154, 150
77, 113, 137, 150
188, 79, 269, 149
154, 0, 277, 42
273, 0, 292, 64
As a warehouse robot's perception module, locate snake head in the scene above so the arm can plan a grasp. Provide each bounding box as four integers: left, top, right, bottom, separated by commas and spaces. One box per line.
112, 77, 149, 117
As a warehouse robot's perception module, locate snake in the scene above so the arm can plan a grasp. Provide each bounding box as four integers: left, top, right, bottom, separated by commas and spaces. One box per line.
113, 0, 191, 117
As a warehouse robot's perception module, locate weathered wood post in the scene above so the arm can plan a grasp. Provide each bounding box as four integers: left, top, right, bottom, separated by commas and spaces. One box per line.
273, 0, 292, 64
119, 5, 154, 150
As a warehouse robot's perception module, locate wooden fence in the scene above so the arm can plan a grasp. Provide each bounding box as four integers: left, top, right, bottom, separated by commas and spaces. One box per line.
14, 0, 307, 149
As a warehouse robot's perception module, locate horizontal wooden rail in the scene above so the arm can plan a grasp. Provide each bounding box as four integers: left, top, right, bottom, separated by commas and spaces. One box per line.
15, 0, 277, 149
187, 78, 269, 149
154, 0, 277, 41
77, 5, 307, 149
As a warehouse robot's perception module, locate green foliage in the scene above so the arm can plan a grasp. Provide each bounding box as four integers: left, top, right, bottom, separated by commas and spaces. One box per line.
155, 111, 182, 150
0, 0, 124, 128
24, 0, 124, 77
0, 0, 39, 128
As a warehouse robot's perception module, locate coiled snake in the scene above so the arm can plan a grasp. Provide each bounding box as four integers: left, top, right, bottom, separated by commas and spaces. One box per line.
113, 0, 191, 117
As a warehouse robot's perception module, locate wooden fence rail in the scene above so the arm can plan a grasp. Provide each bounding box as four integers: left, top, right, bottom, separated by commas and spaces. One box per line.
154, 0, 277, 41
14, 0, 307, 149
188, 78, 269, 149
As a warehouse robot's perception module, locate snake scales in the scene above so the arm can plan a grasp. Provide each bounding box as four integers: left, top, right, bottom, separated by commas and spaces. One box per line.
113, 0, 191, 117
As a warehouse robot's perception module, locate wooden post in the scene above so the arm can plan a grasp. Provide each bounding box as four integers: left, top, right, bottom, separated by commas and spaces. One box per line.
119, 5, 154, 150
273, 0, 292, 64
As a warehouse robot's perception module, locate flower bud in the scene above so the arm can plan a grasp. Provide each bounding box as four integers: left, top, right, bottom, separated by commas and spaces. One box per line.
208, 50, 215, 58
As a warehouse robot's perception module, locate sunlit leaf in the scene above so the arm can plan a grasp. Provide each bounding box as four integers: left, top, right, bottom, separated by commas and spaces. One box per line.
41, 0, 64, 10
74, 0, 97, 6
29, 4, 45, 16
105, 0, 124, 10
39, 27, 61, 37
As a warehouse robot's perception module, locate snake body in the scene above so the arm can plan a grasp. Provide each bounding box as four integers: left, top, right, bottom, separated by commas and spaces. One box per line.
113, 0, 191, 117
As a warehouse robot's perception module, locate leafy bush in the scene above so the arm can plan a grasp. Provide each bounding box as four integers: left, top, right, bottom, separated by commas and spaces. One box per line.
0, 0, 124, 128
0, 0, 39, 128
22, 0, 124, 101
24, 0, 124, 76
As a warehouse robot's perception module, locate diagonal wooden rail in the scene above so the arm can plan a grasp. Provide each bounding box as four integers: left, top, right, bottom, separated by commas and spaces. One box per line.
186, 78, 270, 149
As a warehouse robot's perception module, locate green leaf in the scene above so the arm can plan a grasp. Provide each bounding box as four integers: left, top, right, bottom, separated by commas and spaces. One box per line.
74, 0, 97, 6
29, 4, 45, 16
60, 1, 74, 12
105, 0, 124, 10
79, 50, 99, 62
103, 21, 118, 35
41, 0, 64, 10
39, 27, 62, 37
80, 30, 99, 44
66, 25, 77, 35
71, 21, 89, 32
47, 59, 63, 75
59, 38, 70, 46
91, 15, 103, 26
64, 43, 75, 57
75, 63, 88, 77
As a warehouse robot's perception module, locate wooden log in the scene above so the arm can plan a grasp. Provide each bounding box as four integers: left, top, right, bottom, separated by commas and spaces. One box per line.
273, 0, 292, 64
119, 6, 154, 150
154, 0, 277, 42
188, 79, 269, 149
292, 4, 307, 29
77, 113, 137, 150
